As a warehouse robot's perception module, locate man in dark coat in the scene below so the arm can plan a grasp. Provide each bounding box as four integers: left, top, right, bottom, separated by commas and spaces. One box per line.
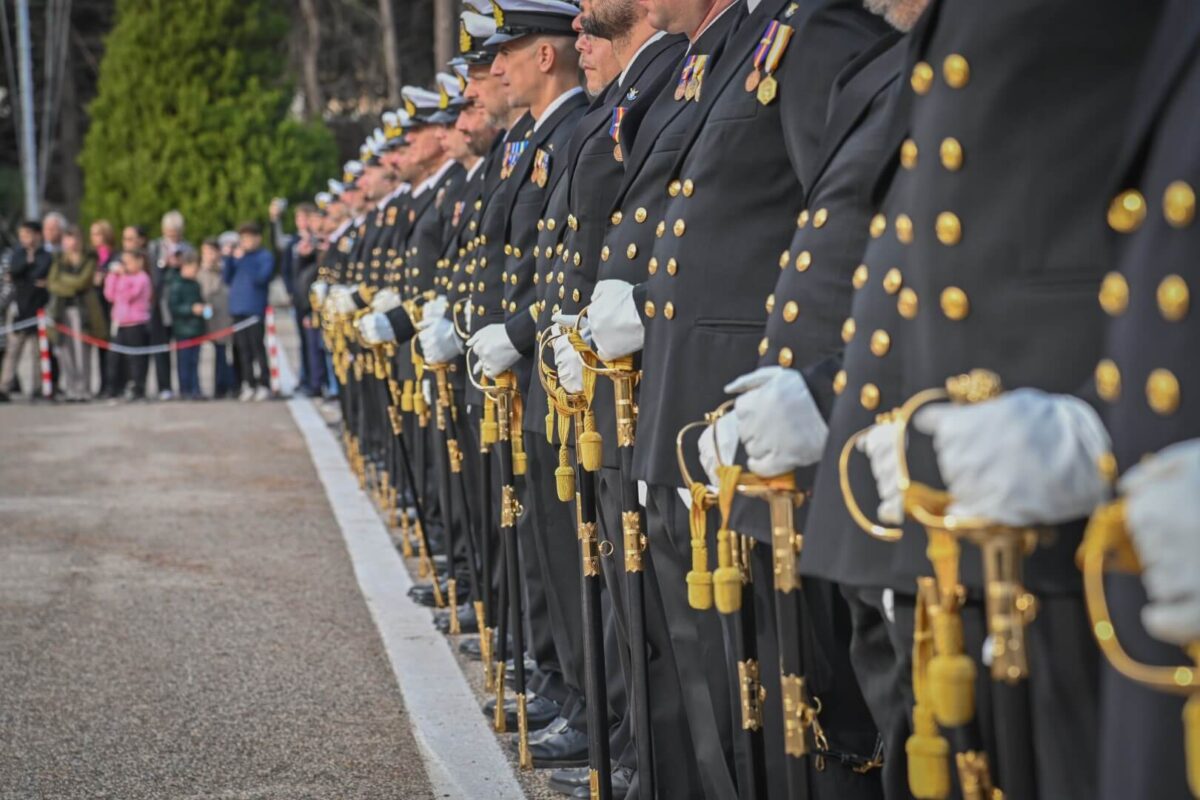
0, 221, 53, 401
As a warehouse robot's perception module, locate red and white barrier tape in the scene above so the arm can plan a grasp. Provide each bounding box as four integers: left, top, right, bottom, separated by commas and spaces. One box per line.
0, 316, 41, 337
51, 315, 261, 355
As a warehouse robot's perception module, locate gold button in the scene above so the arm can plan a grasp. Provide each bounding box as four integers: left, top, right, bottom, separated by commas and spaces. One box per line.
533, 246, 541, 258
895, 214, 914, 244
778, 347, 794, 367
1108, 189, 1147, 233
1097, 452, 1118, 483
1098, 272, 1129, 316
940, 286, 969, 320
897, 287, 919, 319
833, 370, 847, 395
501, 271, 509, 282
911, 61, 933, 95
537, 219, 545, 231
666, 258, 678, 276
475, 200, 483, 211
782, 300, 799, 322
883, 268, 903, 295
940, 138, 963, 171
568, 214, 578, 230
504, 244, 513, 255
480, 235, 488, 245
533, 272, 540, 284
870, 213, 886, 238
813, 208, 828, 228
1146, 369, 1180, 415
648, 257, 659, 275
1164, 181, 1195, 228
860, 383, 880, 410
558, 286, 565, 299
900, 139, 918, 169
1095, 359, 1121, 402
1157, 274, 1189, 321
601, 246, 611, 262
511, 274, 519, 285
556, 242, 565, 254
841, 318, 856, 343
664, 301, 675, 320
853, 264, 869, 289
656, 221, 666, 238
943, 54, 969, 88
870, 329, 891, 357
627, 243, 638, 260
644, 300, 656, 318
759, 337, 769, 356
795, 251, 812, 272
557, 271, 565, 284
673, 219, 686, 237
611, 210, 623, 225
631, 207, 648, 224
797, 210, 809, 228
935, 212, 962, 245
547, 219, 556, 231
513, 247, 522, 259
682, 179, 695, 197
509, 300, 517, 312
779, 250, 790, 269
574, 252, 582, 267
765, 294, 776, 314
668, 180, 681, 197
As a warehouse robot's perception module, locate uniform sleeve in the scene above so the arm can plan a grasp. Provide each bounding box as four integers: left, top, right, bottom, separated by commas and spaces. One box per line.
504, 308, 538, 357
384, 305, 417, 344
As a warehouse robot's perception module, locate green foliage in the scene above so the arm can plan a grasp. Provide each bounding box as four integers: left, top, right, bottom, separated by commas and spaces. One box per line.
80, 0, 337, 238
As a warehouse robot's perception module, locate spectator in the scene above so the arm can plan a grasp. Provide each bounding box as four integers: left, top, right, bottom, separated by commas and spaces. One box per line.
272, 199, 318, 390
169, 252, 206, 400
42, 211, 66, 254
294, 209, 329, 398
90, 220, 119, 397
46, 226, 106, 401
0, 221, 53, 402
197, 239, 236, 398
103, 249, 153, 401
147, 210, 193, 400
223, 222, 274, 402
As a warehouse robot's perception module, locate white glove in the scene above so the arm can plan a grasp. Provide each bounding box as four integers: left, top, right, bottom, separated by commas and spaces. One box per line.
726, 366, 828, 476
856, 421, 904, 525
552, 326, 585, 394
423, 294, 449, 323
357, 311, 396, 346
1120, 439, 1200, 645
417, 315, 463, 364
371, 287, 402, 313
588, 280, 644, 361
467, 323, 521, 378
311, 281, 330, 307
698, 410, 740, 488
326, 285, 357, 316
551, 313, 593, 347
913, 389, 1110, 526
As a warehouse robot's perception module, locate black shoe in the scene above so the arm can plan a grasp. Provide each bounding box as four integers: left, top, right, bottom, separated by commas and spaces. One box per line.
520, 724, 589, 769
504, 655, 539, 687
434, 603, 478, 634
547, 766, 590, 795
527, 714, 570, 746
482, 693, 561, 732
408, 581, 449, 607
569, 764, 633, 799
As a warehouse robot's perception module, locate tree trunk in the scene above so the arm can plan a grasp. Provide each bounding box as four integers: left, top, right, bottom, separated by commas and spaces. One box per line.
433, 0, 454, 76
297, 0, 324, 119
58, 44, 83, 220
378, 0, 402, 106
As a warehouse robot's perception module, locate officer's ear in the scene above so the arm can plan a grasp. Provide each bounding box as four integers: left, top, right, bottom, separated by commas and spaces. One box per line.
535, 37, 556, 74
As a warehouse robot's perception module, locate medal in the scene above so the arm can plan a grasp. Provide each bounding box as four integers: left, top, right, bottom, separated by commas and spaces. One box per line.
674, 84, 686, 101
614, 143, 623, 162
745, 69, 761, 92
686, 55, 709, 103
751, 21, 793, 106
674, 55, 697, 101
609, 105, 627, 163
757, 75, 778, 105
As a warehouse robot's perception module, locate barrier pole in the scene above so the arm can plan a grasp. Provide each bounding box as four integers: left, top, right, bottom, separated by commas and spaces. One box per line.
36, 309, 52, 398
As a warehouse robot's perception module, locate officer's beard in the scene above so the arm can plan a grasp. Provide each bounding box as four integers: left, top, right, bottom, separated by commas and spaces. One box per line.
581, 0, 637, 41
862, 0, 928, 31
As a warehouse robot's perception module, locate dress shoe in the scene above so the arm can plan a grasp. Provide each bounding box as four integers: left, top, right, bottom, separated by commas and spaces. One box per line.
521, 723, 589, 769
547, 766, 590, 795
528, 714, 570, 746
408, 581, 449, 607
482, 692, 561, 732
434, 603, 478, 634
503, 655, 539, 687
569, 764, 633, 798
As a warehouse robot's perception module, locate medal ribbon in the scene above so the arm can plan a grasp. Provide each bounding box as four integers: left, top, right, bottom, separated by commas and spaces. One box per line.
752, 20, 780, 72
609, 106, 627, 142
676, 55, 698, 95
692, 55, 709, 89
762, 23, 794, 76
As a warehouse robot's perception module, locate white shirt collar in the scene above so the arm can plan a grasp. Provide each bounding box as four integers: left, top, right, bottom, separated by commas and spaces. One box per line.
686, 0, 739, 53
465, 157, 485, 182
619, 31, 668, 88
414, 159, 458, 198
376, 183, 405, 210
330, 219, 353, 241
534, 87, 584, 132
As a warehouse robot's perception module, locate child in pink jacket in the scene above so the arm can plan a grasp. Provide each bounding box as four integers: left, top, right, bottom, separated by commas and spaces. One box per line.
103, 250, 153, 399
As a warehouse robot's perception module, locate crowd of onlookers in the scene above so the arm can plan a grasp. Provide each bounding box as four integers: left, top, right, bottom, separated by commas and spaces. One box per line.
0, 203, 334, 406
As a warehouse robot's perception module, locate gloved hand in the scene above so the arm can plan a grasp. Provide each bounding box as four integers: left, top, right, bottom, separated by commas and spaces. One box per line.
725, 366, 828, 476
326, 285, 358, 316
588, 280, 644, 361
698, 410, 740, 488
467, 323, 521, 378
311, 281, 330, 307
1120, 438, 1200, 645
552, 326, 585, 394
417, 314, 463, 364
371, 287, 402, 313
356, 311, 396, 346
856, 421, 904, 525
551, 313, 593, 347
423, 294, 449, 324
913, 389, 1110, 526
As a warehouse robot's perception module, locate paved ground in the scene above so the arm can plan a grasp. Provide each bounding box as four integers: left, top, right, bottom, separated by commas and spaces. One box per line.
0, 399, 436, 799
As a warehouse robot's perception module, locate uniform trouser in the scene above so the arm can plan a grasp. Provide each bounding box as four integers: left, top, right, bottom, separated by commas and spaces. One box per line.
645, 484, 738, 800
522, 435, 586, 723
54, 306, 92, 399
1098, 575, 1192, 800
841, 584, 1100, 800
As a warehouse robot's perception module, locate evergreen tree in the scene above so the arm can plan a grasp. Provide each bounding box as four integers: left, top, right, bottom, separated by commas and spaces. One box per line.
80, 0, 337, 237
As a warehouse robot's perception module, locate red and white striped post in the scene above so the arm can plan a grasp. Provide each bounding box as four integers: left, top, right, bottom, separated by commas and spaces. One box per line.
264, 306, 281, 395
35, 309, 52, 398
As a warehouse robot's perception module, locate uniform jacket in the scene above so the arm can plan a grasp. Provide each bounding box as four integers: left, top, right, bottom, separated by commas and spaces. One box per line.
403, 162, 467, 304
633, 0, 890, 486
